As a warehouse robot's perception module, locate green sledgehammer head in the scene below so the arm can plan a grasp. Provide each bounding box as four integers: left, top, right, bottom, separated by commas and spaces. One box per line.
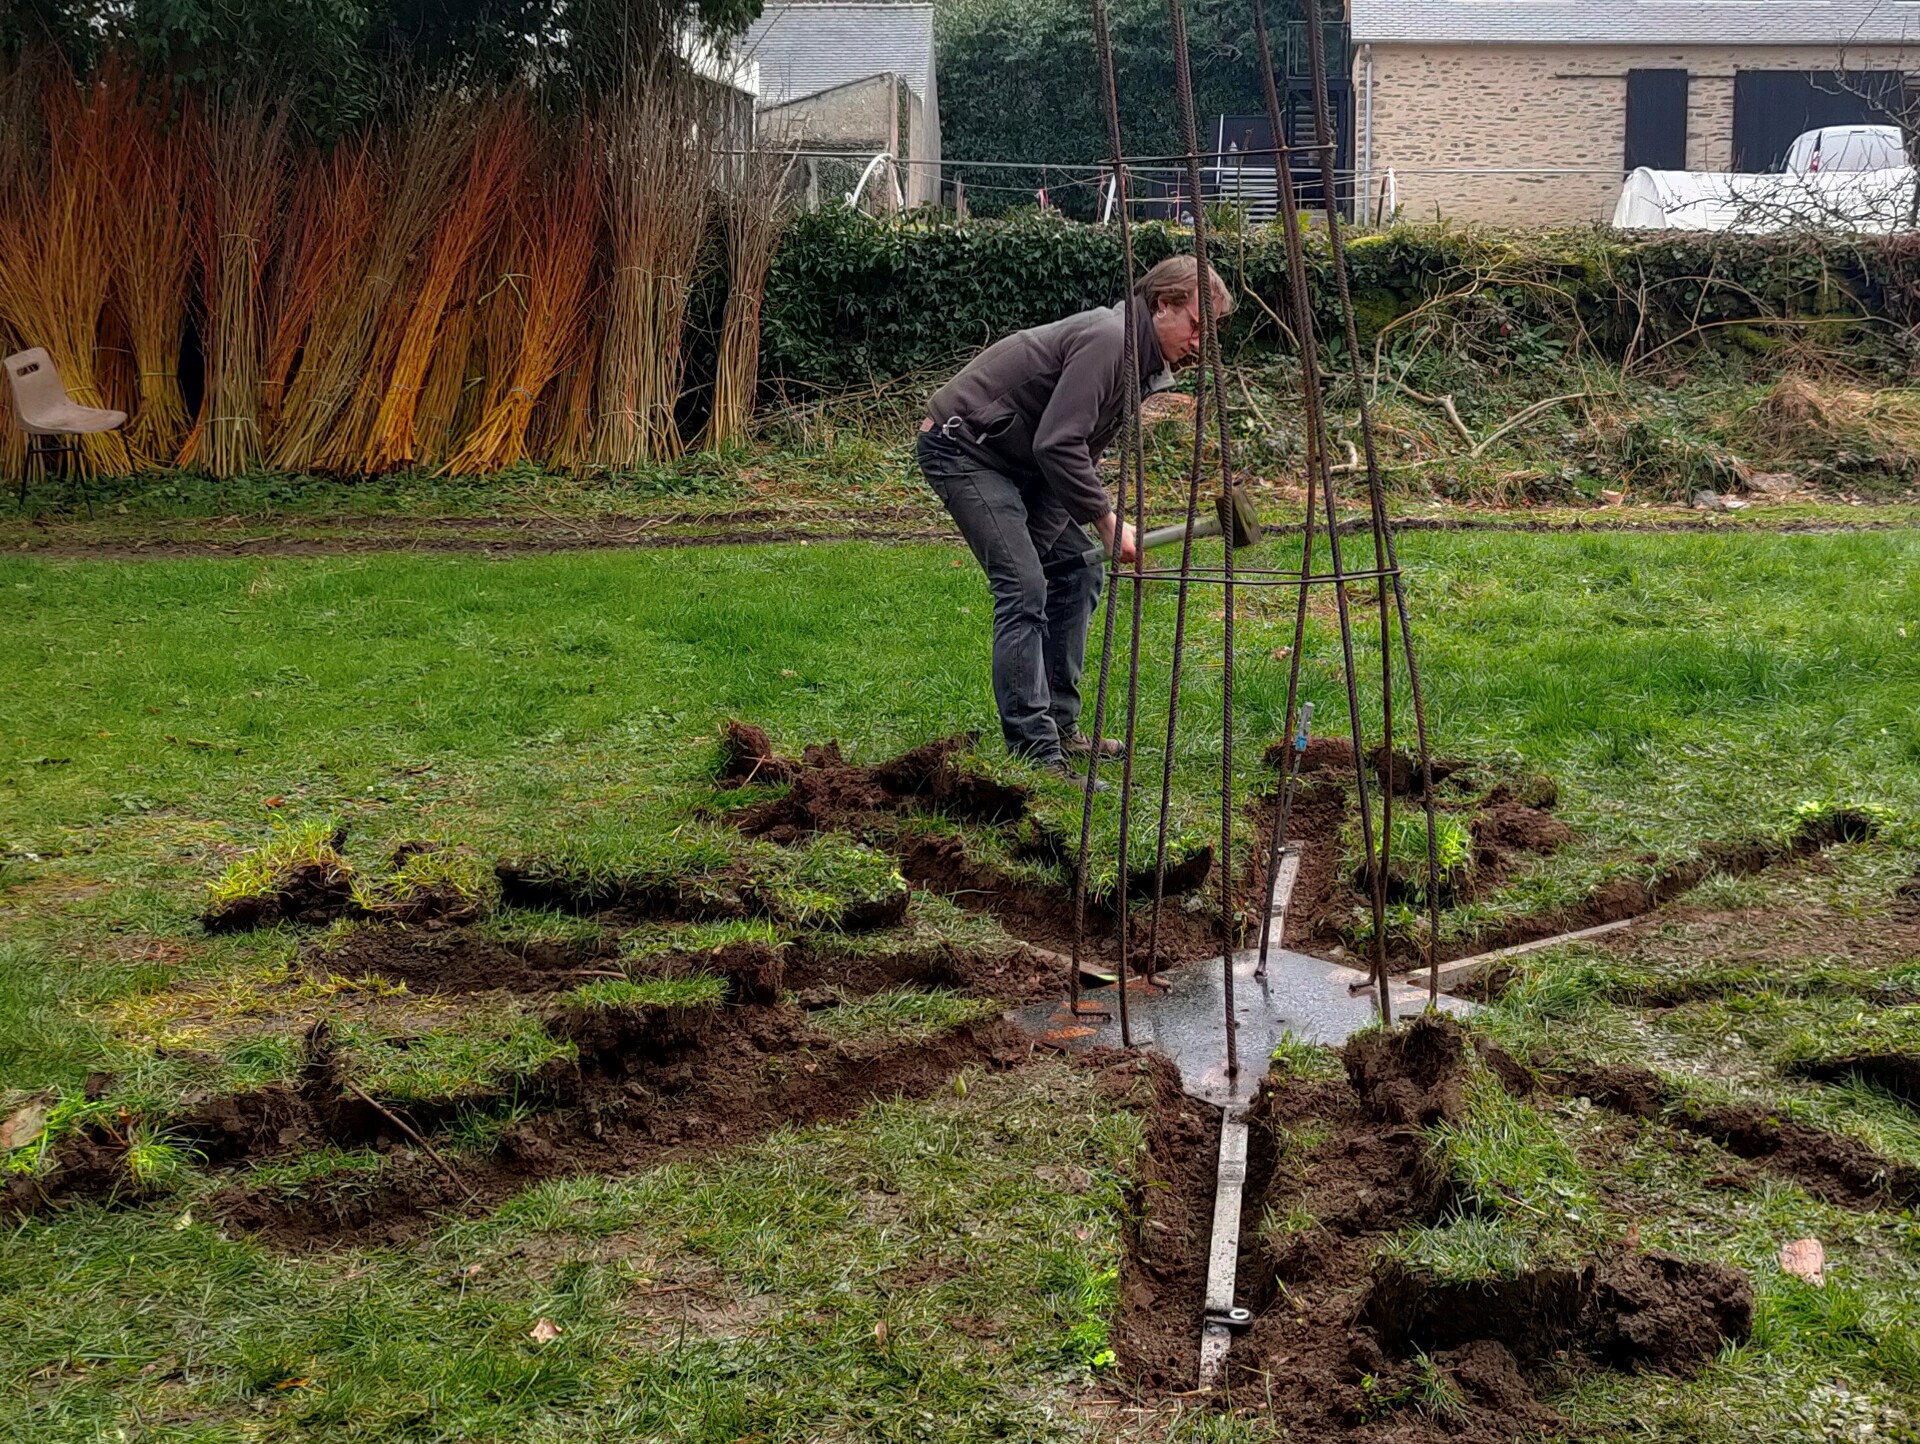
1135, 483, 1265, 554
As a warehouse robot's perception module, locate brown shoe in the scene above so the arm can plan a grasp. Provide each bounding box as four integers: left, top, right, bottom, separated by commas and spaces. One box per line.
1062, 731, 1128, 761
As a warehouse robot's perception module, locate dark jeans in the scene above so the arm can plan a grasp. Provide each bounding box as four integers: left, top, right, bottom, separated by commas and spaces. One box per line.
917, 430, 1105, 761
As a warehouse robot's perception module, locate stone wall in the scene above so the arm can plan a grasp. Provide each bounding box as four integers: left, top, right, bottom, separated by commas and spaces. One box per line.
1359, 43, 1913, 226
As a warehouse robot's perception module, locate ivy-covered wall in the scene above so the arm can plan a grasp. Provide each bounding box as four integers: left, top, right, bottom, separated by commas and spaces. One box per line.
759, 209, 1920, 393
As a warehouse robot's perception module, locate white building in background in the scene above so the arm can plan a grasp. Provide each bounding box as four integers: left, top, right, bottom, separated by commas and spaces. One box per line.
739, 2, 942, 209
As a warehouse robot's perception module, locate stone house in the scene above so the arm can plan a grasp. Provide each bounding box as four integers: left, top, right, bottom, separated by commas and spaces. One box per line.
739, 3, 941, 209
1349, 0, 1920, 226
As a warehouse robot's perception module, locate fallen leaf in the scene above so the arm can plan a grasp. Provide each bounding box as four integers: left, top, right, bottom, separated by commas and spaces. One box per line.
529, 1318, 563, 1344
1623, 1222, 1640, 1251
1780, 1237, 1825, 1286
1270, 645, 1293, 661
0, 1095, 50, 1151
271, 1376, 310, 1391
950, 558, 965, 567
874, 1321, 887, 1345
1601, 489, 1626, 506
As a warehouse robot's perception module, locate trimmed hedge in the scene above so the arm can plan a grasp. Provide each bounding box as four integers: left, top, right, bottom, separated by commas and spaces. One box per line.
759, 209, 1920, 393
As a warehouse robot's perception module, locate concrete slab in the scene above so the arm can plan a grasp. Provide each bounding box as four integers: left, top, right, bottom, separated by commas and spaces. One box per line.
1012, 947, 1476, 1111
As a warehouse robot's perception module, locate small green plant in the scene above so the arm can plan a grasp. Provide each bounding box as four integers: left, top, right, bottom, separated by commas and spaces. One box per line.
206, 818, 347, 908
1409, 1352, 1469, 1424
766, 836, 907, 930
356, 846, 497, 923
1349, 1372, 1415, 1423
563, 974, 727, 1010
1344, 805, 1475, 905
1268, 1034, 1343, 1081
122, 1124, 201, 1194
1055, 1264, 1119, 1371
623, 917, 785, 960
1430, 1072, 1598, 1230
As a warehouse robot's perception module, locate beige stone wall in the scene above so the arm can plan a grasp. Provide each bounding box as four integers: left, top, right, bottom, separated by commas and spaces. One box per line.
760, 76, 935, 206
1359, 43, 1914, 226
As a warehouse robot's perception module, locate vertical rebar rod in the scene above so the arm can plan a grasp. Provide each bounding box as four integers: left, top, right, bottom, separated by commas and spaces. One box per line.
1250, 0, 1327, 978
1167, 0, 1240, 1075
1302, 0, 1440, 1013
1091, 0, 1150, 1044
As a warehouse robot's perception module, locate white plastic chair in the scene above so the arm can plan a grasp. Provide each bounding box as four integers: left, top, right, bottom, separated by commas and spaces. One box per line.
4, 347, 125, 515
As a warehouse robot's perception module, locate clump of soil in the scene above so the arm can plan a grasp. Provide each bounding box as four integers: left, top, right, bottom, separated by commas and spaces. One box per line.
1186, 1018, 1753, 1440
1344, 1012, 1475, 1127
1584, 1249, 1754, 1372
1539, 1057, 1666, 1119
724, 730, 1028, 842
319, 924, 612, 995
202, 858, 358, 932
889, 829, 1224, 972
1473, 788, 1573, 856
719, 720, 796, 784
1362, 1257, 1592, 1362
204, 837, 488, 933
547, 996, 718, 1076
1682, 1102, 1920, 1209
492, 857, 731, 916
1262, 757, 1577, 965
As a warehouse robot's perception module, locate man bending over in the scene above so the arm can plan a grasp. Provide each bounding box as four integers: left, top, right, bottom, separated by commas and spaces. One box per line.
917, 254, 1233, 779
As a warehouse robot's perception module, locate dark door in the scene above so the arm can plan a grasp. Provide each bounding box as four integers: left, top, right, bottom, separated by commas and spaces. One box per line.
1624, 69, 1689, 171
1732, 70, 1905, 171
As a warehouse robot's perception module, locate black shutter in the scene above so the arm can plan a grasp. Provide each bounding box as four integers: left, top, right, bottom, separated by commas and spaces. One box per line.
1624, 69, 1690, 172
1733, 70, 1906, 171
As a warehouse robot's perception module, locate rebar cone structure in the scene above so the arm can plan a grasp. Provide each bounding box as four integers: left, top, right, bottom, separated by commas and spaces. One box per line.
1066, 0, 1445, 1061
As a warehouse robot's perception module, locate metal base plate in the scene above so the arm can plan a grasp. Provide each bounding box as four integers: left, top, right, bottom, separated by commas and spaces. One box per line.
1014, 947, 1476, 1109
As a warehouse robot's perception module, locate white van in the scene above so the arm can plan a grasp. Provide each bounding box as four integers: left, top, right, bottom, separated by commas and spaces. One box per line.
1785, 125, 1907, 174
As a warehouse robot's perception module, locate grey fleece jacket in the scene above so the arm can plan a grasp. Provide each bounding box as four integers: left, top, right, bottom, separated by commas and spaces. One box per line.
925, 300, 1170, 525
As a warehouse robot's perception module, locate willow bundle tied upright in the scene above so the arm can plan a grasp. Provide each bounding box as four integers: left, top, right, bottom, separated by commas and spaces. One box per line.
365, 98, 527, 472
447, 120, 602, 474
109, 73, 192, 468
0, 67, 131, 478
704, 143, 793, 450
183, 100, 288, 477
263, 139, 379, 431
594, 70, 715, 466
0, 61, 36, 478
271, 102, 465, 474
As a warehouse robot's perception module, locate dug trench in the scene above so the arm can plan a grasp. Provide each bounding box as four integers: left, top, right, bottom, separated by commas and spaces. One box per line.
716, 723, 1226, 970
1538, 1055, 1920, 1210
1111, 1016, 1757, 1440
1255, 737, 1890, 975
1, 962, 1040, 1248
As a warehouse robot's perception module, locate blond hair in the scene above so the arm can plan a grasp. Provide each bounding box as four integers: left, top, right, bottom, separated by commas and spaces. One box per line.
1134, 255, 1234, 317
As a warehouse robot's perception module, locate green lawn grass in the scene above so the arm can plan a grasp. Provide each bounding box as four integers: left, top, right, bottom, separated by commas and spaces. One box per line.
2, 527, 1920, 1440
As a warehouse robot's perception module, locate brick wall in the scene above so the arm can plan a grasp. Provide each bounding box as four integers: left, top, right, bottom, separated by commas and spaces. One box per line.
1359, 43, 1913, 226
